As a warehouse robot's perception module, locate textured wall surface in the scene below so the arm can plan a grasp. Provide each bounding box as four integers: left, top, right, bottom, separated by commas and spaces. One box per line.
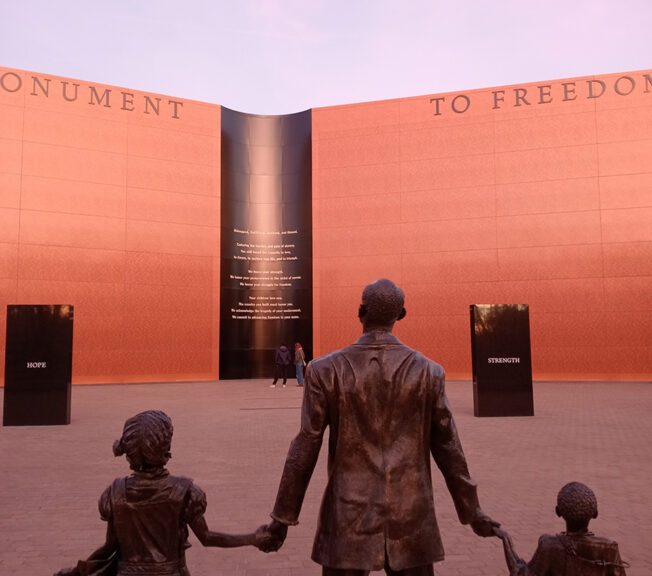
0, 67, 221, 384
312, 70, 652, 380
2, 66, 650, 383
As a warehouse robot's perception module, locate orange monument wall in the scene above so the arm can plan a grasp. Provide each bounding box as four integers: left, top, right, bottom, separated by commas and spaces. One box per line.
1, 66, 651, 383
312, 69, 652, 380
0, 67, 221, 384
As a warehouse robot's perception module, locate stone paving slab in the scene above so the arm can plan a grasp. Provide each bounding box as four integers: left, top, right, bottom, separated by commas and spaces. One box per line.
0, 379, 650, 575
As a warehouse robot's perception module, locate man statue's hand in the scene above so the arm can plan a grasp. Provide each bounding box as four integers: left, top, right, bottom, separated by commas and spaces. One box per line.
258, 519, 288, 553
470, 512, 500, 537
253, 524, 272, 550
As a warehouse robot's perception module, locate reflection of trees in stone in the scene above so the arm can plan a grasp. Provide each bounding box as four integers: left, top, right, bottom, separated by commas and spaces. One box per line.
473, 304, 529, 349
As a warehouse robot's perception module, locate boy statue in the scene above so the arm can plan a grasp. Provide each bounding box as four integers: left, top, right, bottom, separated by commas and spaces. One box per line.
495, 482, 628, 576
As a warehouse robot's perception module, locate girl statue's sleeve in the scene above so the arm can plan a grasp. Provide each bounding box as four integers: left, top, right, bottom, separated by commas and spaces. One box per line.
183, 482, 208, 524
98, 484, 113, 522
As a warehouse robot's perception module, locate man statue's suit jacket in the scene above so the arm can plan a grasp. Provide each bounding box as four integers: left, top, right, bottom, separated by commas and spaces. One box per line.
271, 331, 483, 571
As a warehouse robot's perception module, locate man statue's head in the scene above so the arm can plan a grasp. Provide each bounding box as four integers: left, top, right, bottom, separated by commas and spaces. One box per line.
358, 278, 406, 332
555, 482, 598, 532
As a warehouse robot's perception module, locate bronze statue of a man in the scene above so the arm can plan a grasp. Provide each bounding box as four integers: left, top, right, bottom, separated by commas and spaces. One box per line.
262, 279, 499, 575
495, 482, 628, 576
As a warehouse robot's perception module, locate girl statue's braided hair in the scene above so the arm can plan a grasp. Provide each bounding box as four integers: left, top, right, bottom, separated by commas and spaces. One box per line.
113, 410, 173, 471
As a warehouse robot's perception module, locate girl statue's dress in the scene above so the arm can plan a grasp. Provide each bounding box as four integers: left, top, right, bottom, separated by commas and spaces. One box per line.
55, 410, 267, 576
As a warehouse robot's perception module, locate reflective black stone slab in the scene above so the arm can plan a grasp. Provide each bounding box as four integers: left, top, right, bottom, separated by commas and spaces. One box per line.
219, 108, 313, 379
3, 305, 74, 426
470, 304, 533, 417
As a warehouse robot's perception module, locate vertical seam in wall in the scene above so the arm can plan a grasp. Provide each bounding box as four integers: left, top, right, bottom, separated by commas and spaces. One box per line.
218, 105, 223, 380
398, 102, 404, 287
15, 77, 26, 304
124, 119, 130, 253
592, 85, 607, 308
122, 118, 129, 374
492, 110, 499, 290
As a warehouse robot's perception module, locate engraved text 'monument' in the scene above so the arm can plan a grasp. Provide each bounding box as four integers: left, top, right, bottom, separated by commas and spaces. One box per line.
0, 71, 183, 119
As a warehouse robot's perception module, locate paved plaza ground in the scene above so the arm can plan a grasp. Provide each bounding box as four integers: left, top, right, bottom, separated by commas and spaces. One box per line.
1, 379, 650, 575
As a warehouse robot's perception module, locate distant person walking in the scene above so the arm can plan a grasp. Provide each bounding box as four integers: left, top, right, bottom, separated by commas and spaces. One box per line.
271, 343, 292, 388
294, 342, 307, 386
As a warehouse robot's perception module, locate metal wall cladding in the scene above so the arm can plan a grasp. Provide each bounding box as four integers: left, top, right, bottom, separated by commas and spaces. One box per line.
1, 66, 651, 384
311, 69, 652, 381
0, 66, 221, 385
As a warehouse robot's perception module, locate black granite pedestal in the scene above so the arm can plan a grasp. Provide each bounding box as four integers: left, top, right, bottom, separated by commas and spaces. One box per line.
3, 305, 74, 426
470, 304, 533, 417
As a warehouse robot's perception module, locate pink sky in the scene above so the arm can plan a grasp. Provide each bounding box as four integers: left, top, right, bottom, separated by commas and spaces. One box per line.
2, 0, 651, 114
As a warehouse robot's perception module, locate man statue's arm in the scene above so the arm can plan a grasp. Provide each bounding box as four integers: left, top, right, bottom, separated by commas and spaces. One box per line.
429, 368, 499, 536
264, 366, 328, 550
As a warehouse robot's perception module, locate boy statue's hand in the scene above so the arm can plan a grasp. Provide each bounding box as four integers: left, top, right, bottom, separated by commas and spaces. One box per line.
470, 512, 500, 537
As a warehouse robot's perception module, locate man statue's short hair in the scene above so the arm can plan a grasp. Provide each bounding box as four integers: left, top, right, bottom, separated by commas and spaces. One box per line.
556, 482, 598, 524
360, 278, 405, 326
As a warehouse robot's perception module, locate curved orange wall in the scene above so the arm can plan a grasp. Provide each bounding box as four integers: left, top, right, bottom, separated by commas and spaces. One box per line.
0, 67, 221, 384
311, 70, 652, 381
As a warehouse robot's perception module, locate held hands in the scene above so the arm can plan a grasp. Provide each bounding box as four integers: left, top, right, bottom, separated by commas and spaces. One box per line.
253, 524, 272, 550
470, 512, 501, 537
256, 519, 288, 553
493, 526, 527, 575
493, 526, 512, 542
